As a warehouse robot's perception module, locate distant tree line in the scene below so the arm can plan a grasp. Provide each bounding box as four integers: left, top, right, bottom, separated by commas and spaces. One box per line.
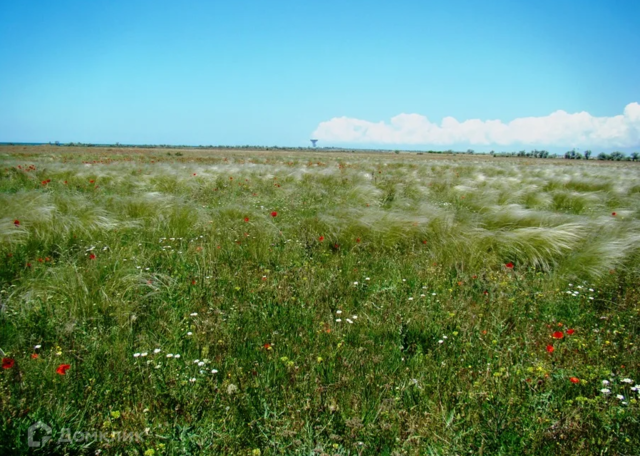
36, 142, 640, 161
562, 149, 639, 161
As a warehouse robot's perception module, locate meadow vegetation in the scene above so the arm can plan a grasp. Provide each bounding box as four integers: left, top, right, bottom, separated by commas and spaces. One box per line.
1, 146, 639, 455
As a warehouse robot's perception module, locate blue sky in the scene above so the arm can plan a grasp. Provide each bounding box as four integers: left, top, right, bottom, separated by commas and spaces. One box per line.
1, 0, 639, 151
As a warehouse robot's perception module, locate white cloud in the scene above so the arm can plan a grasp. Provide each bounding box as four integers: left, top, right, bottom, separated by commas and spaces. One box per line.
312, 103, 640, 148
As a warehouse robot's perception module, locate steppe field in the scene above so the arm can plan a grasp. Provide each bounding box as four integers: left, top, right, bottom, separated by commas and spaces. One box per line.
1, 145, 640, 455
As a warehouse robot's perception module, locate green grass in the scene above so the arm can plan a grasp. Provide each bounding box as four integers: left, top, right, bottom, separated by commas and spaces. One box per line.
1, 146, 639, 455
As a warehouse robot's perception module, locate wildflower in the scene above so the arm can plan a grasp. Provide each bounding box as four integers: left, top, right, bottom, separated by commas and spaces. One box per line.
353, 281, 358, 285
211, 369, 218, 374
244, 217, 249, 222
356, 238, 361, 243
227, 383, 238, 394
365, 277, 370, 281
2, 358, 15, 369
174, 354, 181, 358
546, 345, 554, 354
89, 253, 96, 260
190, 312, 198, 316
13, 219, 20, 226
552, 331, 564, 339
56, 364, 71, 375
352, 315, 357, 319
566, 329, 575, 335
31, 353, 39, 359
187, 332, 193, 336
601, 388, 611, 394
631, 385, 639, 391
336, 310, 342, 314
198, 361, 205, 367
569, 377, 580, 384
194, 359, 200, 364
141, 352, 148, 357
612, 212, 616, 216
602, 380, 610, 385
34, 345, 41, 349
318, 236, 324, 242
189, 378, 196, 383
336, 319, 342, 322
166, 354, 173, 358
153, 348, 161, 354
505, 262, 514, 269
617, 394, 625, 400
621, 378, 633, 384
270, 211, 278, 217
263, 343, 272, 350
346, 319, 354, 324
317, 357, 323, 363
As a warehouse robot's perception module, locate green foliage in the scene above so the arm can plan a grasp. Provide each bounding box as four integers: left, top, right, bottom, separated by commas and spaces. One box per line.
0, 147, 639, 455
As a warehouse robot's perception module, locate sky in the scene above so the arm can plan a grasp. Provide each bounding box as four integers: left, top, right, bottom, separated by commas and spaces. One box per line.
1, 0, 639, 152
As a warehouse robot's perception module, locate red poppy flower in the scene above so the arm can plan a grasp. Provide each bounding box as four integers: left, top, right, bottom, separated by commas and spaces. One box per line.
334, 243, 339, 249
89, 253, 96, 260
566, 329, 575, 335
244, 217, 249, 222
191, 280, 197, 285
569, 377, 580, 384
263, 343, 272, 350
422, 240, 427, 244
552, 331, 564, 339
612, 212, 616, 216
505, 262, 514, 269
56, 364, 71, 375
89, 179, 95, 183
546, 345, 554, 354
318, 236, 324, 242
26, 262, 32, 268
31, 353, 39, 359
2, 358, 15, 369
356, 238, 361, 243
13, 219, 20, 226
270, 211, 278, 217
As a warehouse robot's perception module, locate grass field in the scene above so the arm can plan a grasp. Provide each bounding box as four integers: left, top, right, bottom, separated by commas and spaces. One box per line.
1, 146, 639, 455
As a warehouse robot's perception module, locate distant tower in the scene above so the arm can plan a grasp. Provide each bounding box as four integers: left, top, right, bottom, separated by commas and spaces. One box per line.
310, 139, 318, 147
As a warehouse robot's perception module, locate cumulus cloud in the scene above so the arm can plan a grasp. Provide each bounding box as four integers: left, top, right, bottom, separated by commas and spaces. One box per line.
312, 102, 640, 148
